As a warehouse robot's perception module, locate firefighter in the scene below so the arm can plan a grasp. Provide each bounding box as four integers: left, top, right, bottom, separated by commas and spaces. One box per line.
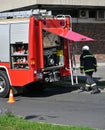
80, 45, 100, 94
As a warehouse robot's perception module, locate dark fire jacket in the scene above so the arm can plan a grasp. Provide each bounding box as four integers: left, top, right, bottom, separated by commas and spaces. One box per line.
80, 50, 97, 73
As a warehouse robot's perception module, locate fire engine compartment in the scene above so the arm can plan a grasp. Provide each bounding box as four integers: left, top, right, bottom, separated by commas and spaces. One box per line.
43, 31, 64, 67
42, 30, 65, 82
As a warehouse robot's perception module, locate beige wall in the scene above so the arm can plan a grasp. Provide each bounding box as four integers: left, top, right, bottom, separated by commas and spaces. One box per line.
0, 0, 37, 12
37, 0, 105, 6
0, 0, 105, 12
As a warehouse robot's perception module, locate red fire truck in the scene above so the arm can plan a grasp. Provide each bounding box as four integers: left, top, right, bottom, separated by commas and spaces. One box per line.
0, 10, 93, 97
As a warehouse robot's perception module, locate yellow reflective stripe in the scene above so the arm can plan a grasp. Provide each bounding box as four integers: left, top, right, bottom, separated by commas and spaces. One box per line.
93, 64, 97, 66
85, 69, 94, 72
91, 83, 96, 87
83, 55, 93, 58
86, 84, 90, 87
80, 66, 84, 68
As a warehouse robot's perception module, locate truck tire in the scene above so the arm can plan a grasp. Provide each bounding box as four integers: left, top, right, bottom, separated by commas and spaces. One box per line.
0, 70, 10, 98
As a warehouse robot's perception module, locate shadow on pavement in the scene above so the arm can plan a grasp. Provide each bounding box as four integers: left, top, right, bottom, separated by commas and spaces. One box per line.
21, 81, 79, 98
21, 75, 105, 97
25, 114, 59, 121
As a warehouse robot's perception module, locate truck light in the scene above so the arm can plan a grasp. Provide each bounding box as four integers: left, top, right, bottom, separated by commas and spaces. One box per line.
60, 21, 63, 26
34, 70, 37, 74
34, 71, 43, 79
43, 21, 46, 25
37, 73, 43, 79
30, 58, 35, 65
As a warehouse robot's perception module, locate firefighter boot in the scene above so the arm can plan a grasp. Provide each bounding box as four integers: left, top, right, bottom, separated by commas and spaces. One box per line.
91, 86, 100, 94
80, 86, 86, 91
81, 84, 92, 92
80, 84, 91, 92
85, 84, 92, 91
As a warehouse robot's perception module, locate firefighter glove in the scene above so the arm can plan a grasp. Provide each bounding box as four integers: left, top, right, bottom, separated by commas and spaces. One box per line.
80, 70, 84, 74
94, 68, 97, 72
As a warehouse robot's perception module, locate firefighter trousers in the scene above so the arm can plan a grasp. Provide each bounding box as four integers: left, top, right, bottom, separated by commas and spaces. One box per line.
80, 72, 100, 93
85, 72, 96, 87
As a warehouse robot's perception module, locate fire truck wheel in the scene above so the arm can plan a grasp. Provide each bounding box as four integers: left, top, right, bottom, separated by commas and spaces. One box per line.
0, 70, 10, 98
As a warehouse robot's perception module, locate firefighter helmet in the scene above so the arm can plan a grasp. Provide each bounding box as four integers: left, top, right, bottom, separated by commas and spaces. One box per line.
82, 45, 89, 51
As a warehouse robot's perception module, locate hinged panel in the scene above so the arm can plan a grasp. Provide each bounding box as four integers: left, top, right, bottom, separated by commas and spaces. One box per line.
0, 24, 10, 62
10, 22, 29, 43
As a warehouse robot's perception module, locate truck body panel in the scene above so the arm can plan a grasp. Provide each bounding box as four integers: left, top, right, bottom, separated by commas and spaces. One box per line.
10, 22, 29, 43
0, 24, 9, 62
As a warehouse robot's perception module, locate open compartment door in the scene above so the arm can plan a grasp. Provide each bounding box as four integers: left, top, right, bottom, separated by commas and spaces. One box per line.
43, 28, 94, 42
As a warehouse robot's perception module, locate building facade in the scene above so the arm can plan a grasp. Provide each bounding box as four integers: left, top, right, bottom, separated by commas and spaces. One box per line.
1, 0, 105, 12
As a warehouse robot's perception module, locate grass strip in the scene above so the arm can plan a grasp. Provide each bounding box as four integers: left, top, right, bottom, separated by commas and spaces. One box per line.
0, 114, 94, 130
